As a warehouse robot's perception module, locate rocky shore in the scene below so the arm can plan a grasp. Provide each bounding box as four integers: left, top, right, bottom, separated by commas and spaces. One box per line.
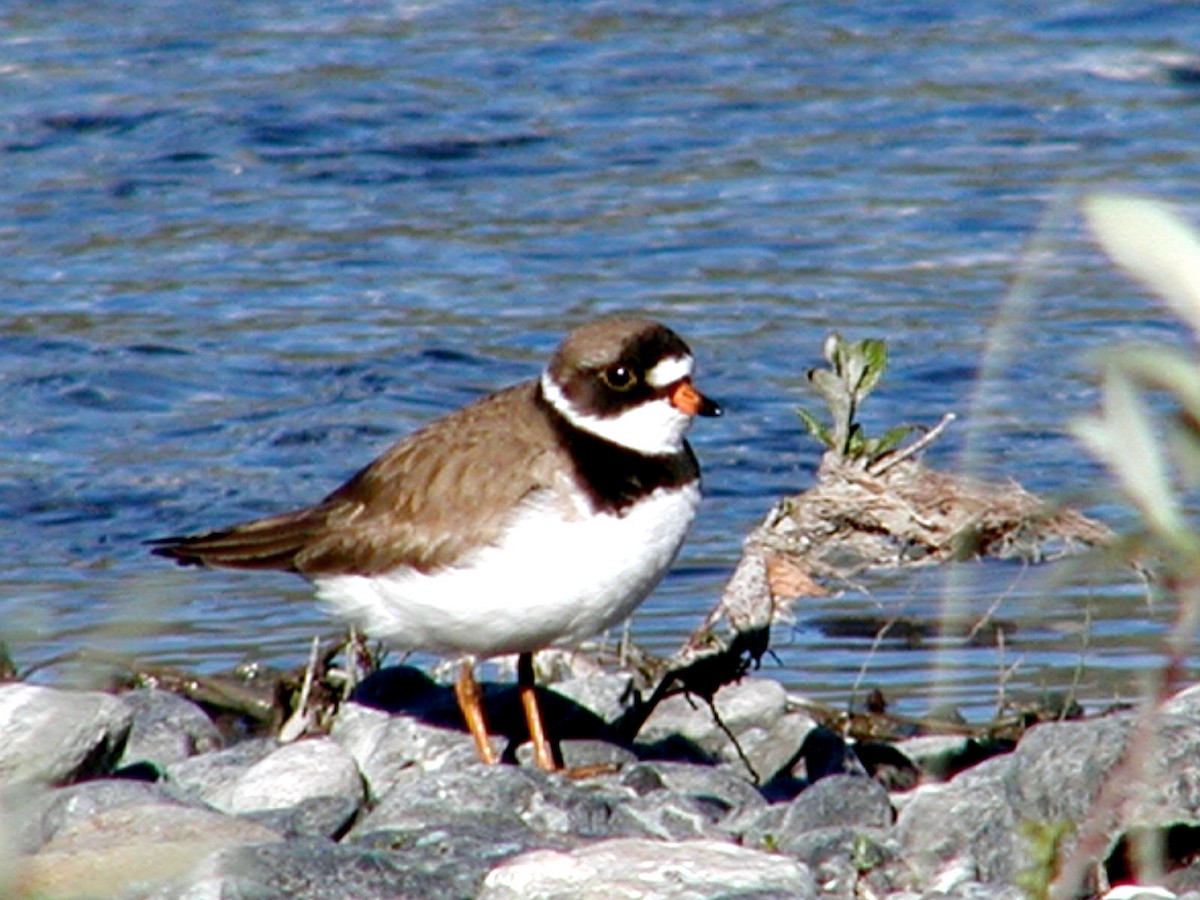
4, 667, 1200, 899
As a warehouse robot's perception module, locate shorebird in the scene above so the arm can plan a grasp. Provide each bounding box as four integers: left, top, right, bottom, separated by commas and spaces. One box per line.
150, 317, 719, 770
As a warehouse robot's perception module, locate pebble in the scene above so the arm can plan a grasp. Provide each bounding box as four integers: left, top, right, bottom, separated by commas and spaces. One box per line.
4, 674, 1200, 898
218, 736, 364, 816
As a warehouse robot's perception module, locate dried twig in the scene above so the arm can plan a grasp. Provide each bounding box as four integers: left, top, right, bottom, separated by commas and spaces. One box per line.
868, 412, 957, 476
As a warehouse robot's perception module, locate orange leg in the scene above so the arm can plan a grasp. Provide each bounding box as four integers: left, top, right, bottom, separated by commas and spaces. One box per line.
518, 652, 557, 771
454, 659, 498, 765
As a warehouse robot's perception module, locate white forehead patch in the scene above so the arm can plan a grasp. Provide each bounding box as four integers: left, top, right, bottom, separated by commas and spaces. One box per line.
645, 355, 693, 389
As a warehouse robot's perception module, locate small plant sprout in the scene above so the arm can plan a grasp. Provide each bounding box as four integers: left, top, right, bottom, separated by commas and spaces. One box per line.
796, 332, 917, 467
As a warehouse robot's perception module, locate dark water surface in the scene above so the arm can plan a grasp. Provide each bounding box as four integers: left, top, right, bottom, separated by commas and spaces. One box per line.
5, 1, 1200, 721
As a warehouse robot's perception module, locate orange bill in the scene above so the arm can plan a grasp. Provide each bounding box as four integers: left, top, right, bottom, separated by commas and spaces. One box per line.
670, 378, 722, 417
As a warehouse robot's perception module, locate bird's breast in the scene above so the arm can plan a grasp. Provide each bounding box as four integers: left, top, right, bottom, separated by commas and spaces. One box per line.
313, 480, 702, 657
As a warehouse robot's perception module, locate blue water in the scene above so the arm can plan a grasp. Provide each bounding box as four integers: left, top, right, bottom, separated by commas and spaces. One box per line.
4, 1, 1200, 721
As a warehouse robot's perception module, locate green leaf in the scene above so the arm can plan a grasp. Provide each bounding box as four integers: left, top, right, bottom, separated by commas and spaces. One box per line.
855, 338, 888, 398
871, 423, 919, 458
808, 366, 853, 454
803, 332, 896, 460
795, 406, 833, 448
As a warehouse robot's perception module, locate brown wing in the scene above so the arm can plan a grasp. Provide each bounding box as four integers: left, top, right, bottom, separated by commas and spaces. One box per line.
149, 381, 561, 576
147, 504, 327, 573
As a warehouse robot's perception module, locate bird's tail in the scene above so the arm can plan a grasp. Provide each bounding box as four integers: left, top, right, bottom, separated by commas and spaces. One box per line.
147, 507, 325, 573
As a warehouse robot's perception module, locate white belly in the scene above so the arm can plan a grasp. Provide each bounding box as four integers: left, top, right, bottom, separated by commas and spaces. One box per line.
313, 483, 700, 657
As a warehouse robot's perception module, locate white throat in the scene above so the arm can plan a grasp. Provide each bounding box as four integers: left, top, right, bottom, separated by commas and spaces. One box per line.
540, 368, 693, 456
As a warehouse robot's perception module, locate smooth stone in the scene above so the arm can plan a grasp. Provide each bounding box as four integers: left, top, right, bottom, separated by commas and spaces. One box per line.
241, 793, 361, 840
164, 737, 276, 807
478, 837, 817, 900
547, 672, 637, 723
349, 763, 542, 837
0, 684, 133, 787
349, 762, 623, 843
330, 700, 481, 799
623, 759, 768, 822
117, 688, 223, 770
219, 737, 364, 816
1008, 710, 1200, 830
16, 801, 281, 899
636, 678, 789, 755
722, 709, 818, 784
1163, 684, 1200, 720
608, 791, 734, 841
899, 707, 1200, 889
4, 777, 184, 854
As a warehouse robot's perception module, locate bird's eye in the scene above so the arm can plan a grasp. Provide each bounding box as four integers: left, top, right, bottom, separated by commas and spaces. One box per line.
601, 364, 637, 391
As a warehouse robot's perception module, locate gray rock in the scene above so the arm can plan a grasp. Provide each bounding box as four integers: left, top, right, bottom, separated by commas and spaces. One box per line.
609, 791, 735, 841
741, 774, 894, 853
896, 753, 1018, 884
164, 736, 276, 806
778, 826, 906, 896
0, 684, 133, 787
724, 710, 818, 784
350, 763, 544, 838
637, 678, 788, 756
894, 733, 974, 779
360, 820, 570, 897
242, 793, 361, 840
330, 701, 481, 799
1003, 708, 1200, 887
896, 709, 1189, 888
117, 688, 223, 770
350, 762, 627, 844
514, 737, 638, 771
1163, 683, 1200, 719
18, 800, 281, 899
4, 777, 185, 854
219, 736, 365, 816
1136, 713, 1200, 827
478, 837, 817, 900
624, 760, 768, 823
547, 672, 636, 723
897, 715, 1137, 892
897, 699, 1200, 890
164, 819, 570, 900
1040, 710, 1200, 827
470, 757, 773, 843
1002, 714, 1134, 826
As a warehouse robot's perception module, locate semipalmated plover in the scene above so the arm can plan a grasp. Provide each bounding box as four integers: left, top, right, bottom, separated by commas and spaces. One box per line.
150, 317, 720, 770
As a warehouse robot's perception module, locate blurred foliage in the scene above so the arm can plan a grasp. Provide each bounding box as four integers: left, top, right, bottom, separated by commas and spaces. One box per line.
1046, 193, 1200, 900
1017, 820, 1075, 900
1076, 194, 1200, 633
